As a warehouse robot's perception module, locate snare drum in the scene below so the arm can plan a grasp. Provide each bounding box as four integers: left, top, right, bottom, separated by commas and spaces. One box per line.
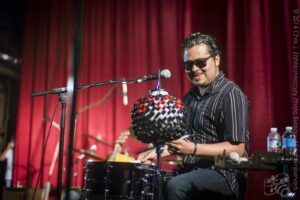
84, 162, 156, 200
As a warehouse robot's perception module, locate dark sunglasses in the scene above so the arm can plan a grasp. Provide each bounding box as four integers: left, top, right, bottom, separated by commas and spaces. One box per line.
183, 55, 214, 70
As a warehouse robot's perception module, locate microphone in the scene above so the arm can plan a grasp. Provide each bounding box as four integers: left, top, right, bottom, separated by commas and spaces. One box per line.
138, 69, 171, 82
159, 69, 171, 78
122, 81, 128, 105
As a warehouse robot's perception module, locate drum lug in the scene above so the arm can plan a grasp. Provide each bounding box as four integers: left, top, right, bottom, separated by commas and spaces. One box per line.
140, 177, 148, 184
146, 192, 154, 199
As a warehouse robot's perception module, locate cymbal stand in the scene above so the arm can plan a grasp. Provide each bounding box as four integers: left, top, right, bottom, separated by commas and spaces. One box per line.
74, 159, 79, 186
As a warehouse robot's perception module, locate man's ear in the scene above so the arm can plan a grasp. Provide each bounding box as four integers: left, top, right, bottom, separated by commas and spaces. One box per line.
214, 55, 220, 67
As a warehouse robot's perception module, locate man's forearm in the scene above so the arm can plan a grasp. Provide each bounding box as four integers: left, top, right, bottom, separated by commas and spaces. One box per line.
195, 141, 245, 157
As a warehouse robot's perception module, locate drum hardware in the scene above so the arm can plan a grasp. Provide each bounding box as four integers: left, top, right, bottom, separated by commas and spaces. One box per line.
86, 133, 111, 147
73, 153, 87, 187
73, 148, 104, 161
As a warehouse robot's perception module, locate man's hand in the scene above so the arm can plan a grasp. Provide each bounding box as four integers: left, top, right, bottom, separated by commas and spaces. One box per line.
137, 148, 157, 164
137, 145, 172, 164
166, 138, 195, 155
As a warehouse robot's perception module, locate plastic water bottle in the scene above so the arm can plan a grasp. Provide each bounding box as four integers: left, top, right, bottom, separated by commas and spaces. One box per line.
267, 127, 282, 153
282, 126, 297, 156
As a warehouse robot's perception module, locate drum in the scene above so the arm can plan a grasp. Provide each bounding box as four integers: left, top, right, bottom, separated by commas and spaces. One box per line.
84, 162, 156, 200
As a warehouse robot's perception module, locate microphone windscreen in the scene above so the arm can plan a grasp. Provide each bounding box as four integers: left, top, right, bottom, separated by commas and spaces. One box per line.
160, 69, 171, 78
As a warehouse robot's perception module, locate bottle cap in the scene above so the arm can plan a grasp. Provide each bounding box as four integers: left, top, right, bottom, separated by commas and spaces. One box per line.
285, 126, 293, 131
270, 127, 277, 132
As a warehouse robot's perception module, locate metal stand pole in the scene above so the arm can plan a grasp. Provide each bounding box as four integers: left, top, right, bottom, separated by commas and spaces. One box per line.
155, 144, 164, 200
57, 92, 68, 200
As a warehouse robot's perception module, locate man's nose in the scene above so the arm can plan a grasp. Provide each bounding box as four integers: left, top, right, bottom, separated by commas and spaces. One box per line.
191, 64, 200, 71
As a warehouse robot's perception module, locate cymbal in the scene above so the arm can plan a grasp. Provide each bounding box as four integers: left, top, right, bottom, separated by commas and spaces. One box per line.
73, 148, 104, 161
85, 133, 111, 147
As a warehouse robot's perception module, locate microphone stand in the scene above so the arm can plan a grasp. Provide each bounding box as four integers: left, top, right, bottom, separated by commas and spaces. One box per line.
57, 93, 67, 200
153, 72, 164, 200
29, 89, 67, 200
155, 142, 164, 200
30, 70, 167, 199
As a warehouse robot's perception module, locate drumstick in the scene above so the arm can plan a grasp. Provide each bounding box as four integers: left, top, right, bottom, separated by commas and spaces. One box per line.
179, 135, 189, 140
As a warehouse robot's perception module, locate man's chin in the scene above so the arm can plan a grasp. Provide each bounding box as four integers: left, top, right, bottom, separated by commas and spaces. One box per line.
193, 80, 207, 87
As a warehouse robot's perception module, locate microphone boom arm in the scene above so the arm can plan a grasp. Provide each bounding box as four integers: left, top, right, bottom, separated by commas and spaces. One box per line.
31, 69, 171, 97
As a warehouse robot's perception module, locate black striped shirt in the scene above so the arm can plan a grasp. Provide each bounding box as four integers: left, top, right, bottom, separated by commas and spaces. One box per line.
183, 71, 249, 198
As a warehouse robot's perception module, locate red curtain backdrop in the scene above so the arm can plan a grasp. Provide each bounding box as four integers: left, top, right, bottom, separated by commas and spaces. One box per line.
14, 0, 299, 199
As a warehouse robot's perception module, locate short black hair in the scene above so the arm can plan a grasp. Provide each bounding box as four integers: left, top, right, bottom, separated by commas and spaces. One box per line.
182, 32, 220, 59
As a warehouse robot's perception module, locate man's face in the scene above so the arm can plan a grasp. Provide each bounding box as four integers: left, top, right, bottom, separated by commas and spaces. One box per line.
183, 44, 220, 88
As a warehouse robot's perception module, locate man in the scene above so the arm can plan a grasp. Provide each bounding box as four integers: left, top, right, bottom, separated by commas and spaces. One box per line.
138, 32, 249, 200
0, 140, 14, 188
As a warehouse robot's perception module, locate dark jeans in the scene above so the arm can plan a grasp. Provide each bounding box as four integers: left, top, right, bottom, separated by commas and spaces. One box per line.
164, 169, 235, 200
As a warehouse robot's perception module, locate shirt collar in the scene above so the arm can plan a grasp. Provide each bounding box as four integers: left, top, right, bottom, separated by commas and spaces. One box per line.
205, 71, 225, 94
191, 71, 226, 98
